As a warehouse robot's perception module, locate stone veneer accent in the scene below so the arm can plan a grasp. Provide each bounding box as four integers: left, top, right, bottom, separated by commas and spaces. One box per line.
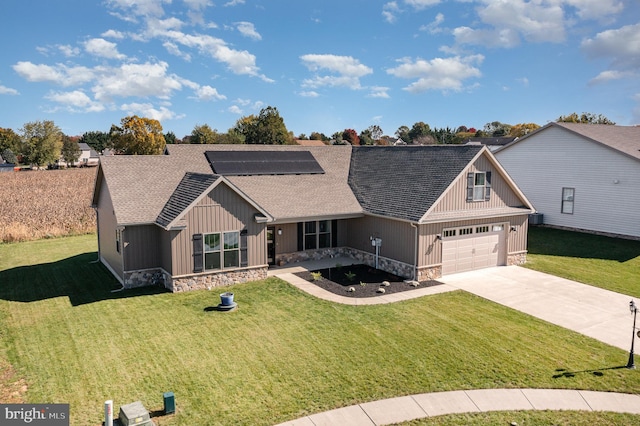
168, 267, 268, 293
417, 266, 441, 282
507, 252, 527, 266
123, 268, 167, 289
277, 247, 415, 281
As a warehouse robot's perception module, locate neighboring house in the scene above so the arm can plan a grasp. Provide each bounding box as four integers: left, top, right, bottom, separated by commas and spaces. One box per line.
296, 139, 327, 146
0, 154, 15, 172
466, 137, 517, 152
56, 143, 100, 168
92, 144, 534, 292
495, 122, 640, 239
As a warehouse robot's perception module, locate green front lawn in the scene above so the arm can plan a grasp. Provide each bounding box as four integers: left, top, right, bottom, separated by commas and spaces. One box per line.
525, 227, 640, 297
0, 232, 639, 425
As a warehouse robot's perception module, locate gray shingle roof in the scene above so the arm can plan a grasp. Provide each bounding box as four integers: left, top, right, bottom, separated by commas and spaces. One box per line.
348, 145, 483, 222
156, 173, 220, 229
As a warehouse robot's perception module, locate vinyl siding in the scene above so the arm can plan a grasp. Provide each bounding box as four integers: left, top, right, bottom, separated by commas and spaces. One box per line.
123, 225, 162, 271
431, 155, 525, 214
496, 126, 640, 238
345, 216, 416, 265
171, 182, 266, 276
95, 178, 123, 281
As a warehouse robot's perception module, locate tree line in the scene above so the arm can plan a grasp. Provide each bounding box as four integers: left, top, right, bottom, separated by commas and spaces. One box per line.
0, 109, 615, 166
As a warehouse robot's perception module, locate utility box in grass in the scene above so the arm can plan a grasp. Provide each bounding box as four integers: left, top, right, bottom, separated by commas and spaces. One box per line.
118, 401, 154, 426
163, 391, 175, 414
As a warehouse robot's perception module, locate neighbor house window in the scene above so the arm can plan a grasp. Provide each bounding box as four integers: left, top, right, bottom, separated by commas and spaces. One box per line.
204, 231, 240, 270
561, 188, 575, 214
116, 229, 122, 253
304, 220, 332, 250
467, 171, 492, 202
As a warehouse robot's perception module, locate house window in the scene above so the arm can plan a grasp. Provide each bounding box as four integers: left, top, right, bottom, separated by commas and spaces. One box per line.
204, 231, 240, 270
115, 229, 122, 253
561, 188, 574, 214
473, 172, 486, 201
304, 220, 332, 250
476, 226, 489, 233
443, 229, 456, 238
460, 227, 473, 236
467, 171, 492, 202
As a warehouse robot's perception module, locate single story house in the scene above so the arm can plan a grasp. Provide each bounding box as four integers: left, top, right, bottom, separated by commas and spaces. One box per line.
92, 144, 534, 292
55, 142, 100, 168
495, 122, 640, 239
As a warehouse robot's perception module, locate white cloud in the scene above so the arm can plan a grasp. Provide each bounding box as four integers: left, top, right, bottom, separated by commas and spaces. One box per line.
13, 62, 95, 86
92, 61, 183, 101
107, 0, 168, 18
236, 22, 261, 40
120, 102, 183, 121
404, 0, 440, 10
367, 86, 391, 98
224, 0, 245, 6
58, 44, 80, 57
588, 70, 633, 85
45, 90, 105, 112
299, 91, 320, 98
163, 41, 192, 61
382, 2, 400, 24
228, 105, 243, 114
517, 77, 529, 87
420, 13, 444, 34
581, 24, 640, 69
300, 54, 373, 90
101, 29, 125, 39
565, 0, 624, 20
193, 85, 226, 101
453, 26, 520, 48
84, 38, 127, 60
0, 85, 19, 95
387, 55, 483, 93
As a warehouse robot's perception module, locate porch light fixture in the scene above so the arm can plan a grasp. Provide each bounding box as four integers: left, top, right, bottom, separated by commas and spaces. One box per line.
277, 228, 282, 235
435, 234, 442, 240
627, 300, 637, 369
510, 225, 517, 232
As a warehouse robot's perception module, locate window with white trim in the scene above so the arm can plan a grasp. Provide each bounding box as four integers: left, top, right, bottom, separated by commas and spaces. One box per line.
204, 231, 240, 270
444, 229, 456, 237
476, 226, 489, 233
460, 227, 473, 235
473, 172, 486, 201
561, 187, 574, 214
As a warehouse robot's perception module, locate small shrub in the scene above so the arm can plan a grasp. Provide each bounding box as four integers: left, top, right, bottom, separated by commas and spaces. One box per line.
345, 271, 356, 282
360, 281, 367, 287
310, 271, 322, 281
334, 263, 343, 270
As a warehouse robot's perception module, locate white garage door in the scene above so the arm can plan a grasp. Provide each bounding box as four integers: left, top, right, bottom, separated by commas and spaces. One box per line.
442, 226, 505, 275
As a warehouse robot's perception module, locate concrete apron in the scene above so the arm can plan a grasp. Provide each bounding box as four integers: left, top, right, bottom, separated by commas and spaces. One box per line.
439, 265, 635, 351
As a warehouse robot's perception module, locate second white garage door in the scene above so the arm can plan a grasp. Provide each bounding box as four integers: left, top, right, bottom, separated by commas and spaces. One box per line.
442, 228, 505, 275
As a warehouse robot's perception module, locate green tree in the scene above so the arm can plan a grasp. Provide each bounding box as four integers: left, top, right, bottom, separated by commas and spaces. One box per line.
557, 112, 615, 125
0, 127, 22, 156
232, 106, 293, 144
309, 131, 328, 141
164, 131, 177, 144
2, 148, 17, 164
408, 122, 432, 144
109, 115, 165, 155
60, 135, 81, 166
359, 128, 373, 145
395, 125, 410, 143
367, 125, 383, 141
483, 121, 512, 137
190, 124, 217, 144
20, 120, 63, 167
79, 131, 110, 154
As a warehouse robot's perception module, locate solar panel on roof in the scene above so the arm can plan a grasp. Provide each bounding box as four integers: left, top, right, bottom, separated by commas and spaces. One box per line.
205, 150, 325, 175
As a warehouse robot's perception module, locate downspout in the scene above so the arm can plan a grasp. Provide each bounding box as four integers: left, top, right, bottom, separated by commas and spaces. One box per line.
91, 208, 100, 263
410, 222, 418, 282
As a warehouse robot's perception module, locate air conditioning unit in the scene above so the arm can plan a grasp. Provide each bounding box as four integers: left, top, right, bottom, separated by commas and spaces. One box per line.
119, 401, 154, 426
529, 213, 544, 225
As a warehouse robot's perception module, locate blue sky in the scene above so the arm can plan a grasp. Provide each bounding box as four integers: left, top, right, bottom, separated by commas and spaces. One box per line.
1, 0, 639, 139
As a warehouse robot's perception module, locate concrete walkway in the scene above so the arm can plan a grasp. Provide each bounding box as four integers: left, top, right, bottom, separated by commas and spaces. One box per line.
271, 263, 640, 425
274, 389, 640, 425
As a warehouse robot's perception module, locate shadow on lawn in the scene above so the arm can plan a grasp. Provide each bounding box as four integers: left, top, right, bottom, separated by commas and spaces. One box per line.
0, 252, 168, 306
552, 365, 627, 379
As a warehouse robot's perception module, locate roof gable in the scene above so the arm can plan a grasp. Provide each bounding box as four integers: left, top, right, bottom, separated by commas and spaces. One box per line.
497, 122, 640, 161
156, 173, 221, 229
348, 145, 483, 222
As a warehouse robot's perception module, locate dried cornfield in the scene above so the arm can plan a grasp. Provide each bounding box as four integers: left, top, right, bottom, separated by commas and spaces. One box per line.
0, 168, 97, 243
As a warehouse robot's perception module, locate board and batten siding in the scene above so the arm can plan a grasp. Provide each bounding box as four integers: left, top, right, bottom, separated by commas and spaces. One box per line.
123, 225, 162, 271
96, 178, 123, 281
346, 216, 416, 265
431, 155, 525, 214
496, 126, 640, 238
171, 183, 266, 276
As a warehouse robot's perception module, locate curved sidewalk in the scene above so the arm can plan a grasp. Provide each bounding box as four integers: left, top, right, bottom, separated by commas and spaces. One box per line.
274, 389, 640, 426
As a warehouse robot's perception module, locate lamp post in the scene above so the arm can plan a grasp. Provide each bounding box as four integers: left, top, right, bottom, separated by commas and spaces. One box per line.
627, 300, 637, 369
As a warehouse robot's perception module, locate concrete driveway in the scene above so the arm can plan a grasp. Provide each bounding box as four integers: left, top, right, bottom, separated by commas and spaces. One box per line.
439, 266, 636, 351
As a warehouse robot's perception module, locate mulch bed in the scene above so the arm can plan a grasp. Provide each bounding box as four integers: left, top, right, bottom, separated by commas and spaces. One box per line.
294, 263, 444, 298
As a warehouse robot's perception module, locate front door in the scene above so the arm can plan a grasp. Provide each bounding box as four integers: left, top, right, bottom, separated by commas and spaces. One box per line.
267, 226, 276, 266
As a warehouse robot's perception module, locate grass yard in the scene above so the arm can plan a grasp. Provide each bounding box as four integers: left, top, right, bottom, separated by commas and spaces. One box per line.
525, 227, 640, 297
0, 232, 639, 425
